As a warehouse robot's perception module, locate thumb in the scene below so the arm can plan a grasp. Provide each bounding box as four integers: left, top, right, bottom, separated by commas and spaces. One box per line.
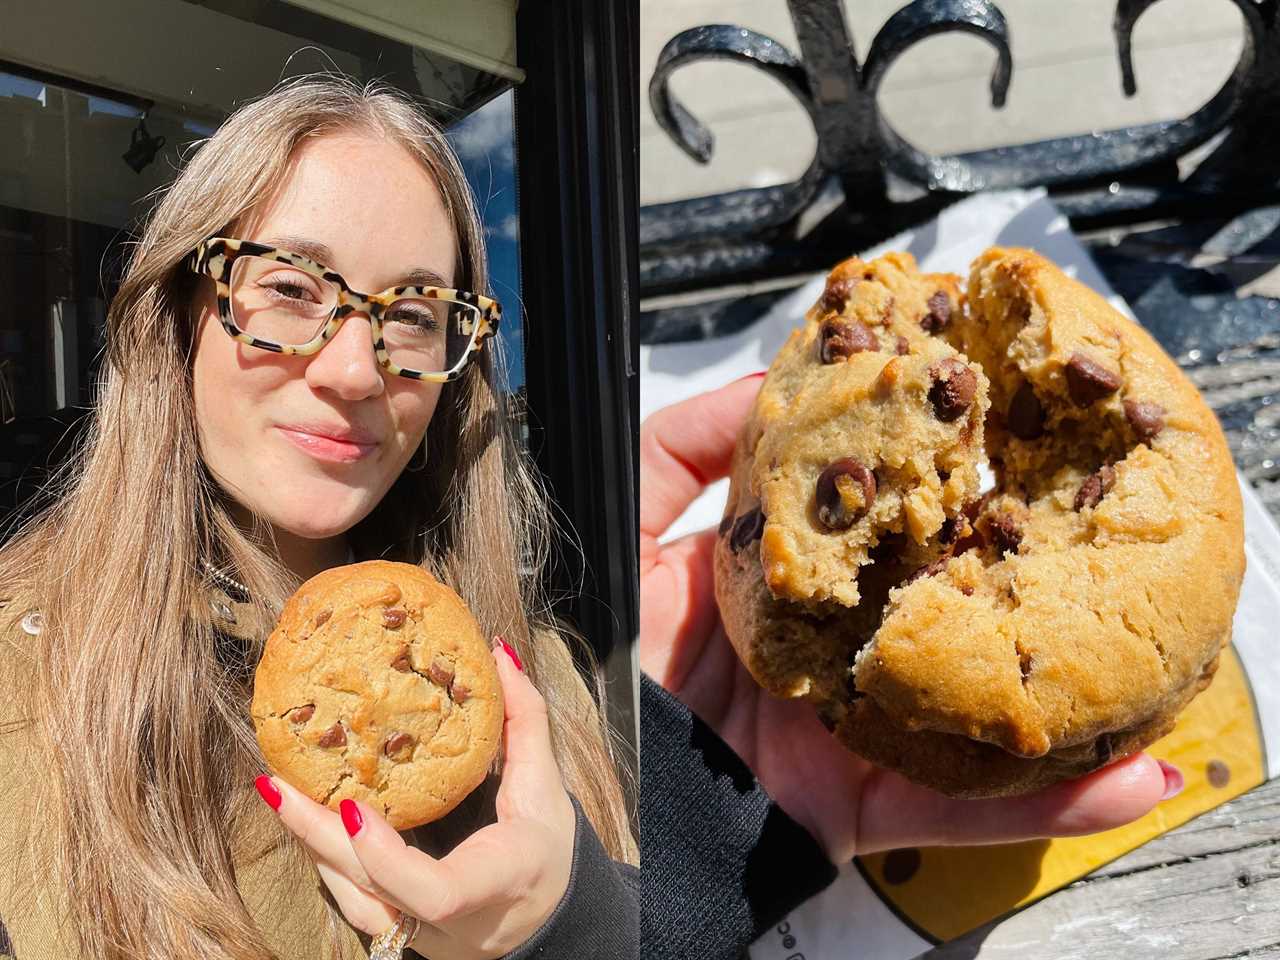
491, 638, 571, 822
640, 373, 764, 547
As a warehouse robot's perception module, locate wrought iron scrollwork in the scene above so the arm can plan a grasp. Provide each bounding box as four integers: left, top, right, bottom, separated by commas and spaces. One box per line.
649, 24, 815, 164
648, 24, 823, 241
862, 0, 1011, 192
641, 0, 1280, 302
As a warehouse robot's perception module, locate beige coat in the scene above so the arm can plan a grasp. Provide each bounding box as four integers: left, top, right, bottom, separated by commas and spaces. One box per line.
0, 587, 377, 960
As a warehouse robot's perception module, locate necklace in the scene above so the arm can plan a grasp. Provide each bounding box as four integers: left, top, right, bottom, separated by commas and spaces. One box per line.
201, 560, 252, 602
202, 544, 356, 604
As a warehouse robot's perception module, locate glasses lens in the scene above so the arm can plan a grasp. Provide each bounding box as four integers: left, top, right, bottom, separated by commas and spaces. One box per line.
381, 298, 481, 374
229, 256, 337, 345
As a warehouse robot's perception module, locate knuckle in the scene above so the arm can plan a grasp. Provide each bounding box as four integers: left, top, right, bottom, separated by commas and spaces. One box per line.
349, 849, 385, 894
292, 811, 324, 850
525, 687, 549, 717
348, 901, 392, 937
421, 884, 462, 925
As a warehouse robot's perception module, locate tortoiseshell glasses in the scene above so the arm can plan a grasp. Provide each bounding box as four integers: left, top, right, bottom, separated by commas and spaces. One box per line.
190, 237, 501, 383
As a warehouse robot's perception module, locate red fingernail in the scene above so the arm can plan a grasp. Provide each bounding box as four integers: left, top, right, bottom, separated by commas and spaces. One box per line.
495, 636, 523, 672
732, 371, 767, 384
340, 798, 363, 837
1158, 760, 1184, 800
254, 775, 282, 811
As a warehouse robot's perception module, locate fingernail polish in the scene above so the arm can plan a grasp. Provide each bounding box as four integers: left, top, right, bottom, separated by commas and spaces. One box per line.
340, 798, 364, 837
1158, 760, 1184, 800
254, 775, 282, 811
495, 636, 523, 672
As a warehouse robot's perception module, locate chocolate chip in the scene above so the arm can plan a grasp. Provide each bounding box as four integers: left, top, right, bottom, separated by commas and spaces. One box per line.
1007, 381, 1045, 439
821, 319, 878, 363
717, 514, 734, 536
1096, 733, 1114, 766
920, 291, 952, 333
988, 513, 1022, 555
382, 608, 407, 629
1065, 352, 1122, 406
905, 557, 948, 584
1124, 399, 1166, 442
952, 527, 985, 554
314, 609, 332, 627
317, 723, 346, 748
391, 646, 413, 672
816, 459, 876, 530
960, 584, 974, 596
1074, 464, 1117, 511
895, 335, 909, 356
927, 359, 977, 422
729, 508, 765, 552
383, 732, 414, 758
288, 703, 315, 724
883, 848, 921, 885
963, 491, 996, 522
428, 658, 455, 687
1207, 759, 1231, 788
450, 682, 471, 703
821, 276, 857, 313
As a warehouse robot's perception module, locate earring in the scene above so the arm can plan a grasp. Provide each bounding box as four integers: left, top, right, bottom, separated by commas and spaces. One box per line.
405, 437, 428, 474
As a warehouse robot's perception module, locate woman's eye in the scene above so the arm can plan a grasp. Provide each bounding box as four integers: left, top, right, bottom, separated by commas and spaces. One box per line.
387, 307, 439, 331
261, 275, 319, 302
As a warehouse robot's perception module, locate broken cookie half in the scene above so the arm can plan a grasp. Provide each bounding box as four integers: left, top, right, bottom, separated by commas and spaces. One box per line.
714, 248, 1244, 798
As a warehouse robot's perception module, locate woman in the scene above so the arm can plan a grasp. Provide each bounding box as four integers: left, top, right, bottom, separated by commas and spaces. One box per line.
0, 75, 637, 959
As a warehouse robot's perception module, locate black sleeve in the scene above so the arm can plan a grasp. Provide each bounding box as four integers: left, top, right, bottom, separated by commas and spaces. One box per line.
640, 675, 838, 960
498, 795, 640, 959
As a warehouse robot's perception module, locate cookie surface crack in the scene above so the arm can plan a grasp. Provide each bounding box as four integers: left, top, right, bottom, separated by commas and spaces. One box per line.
321, 771, 353, 807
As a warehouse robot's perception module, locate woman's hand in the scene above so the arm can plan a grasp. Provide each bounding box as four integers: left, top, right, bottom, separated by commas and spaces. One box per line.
255, 640, 576, 960
640, 375, 1182, 864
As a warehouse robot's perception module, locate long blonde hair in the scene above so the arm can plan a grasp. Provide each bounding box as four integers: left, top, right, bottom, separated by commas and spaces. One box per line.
0, 73, 636, 960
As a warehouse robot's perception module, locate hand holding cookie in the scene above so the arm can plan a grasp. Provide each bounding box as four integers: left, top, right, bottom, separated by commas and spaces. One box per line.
640, 376, 1181, 864
255, 639, 577, 960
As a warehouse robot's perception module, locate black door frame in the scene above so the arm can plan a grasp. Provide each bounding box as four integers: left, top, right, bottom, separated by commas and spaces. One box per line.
514, 0, 639, 819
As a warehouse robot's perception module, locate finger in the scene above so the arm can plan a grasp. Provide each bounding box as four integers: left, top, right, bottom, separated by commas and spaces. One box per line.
856, 752, 1172, 855
340, 798, 528, 927
314, 860, 399, 937
640, 374, 764, 543
255, 776, 407, 933
491, 639, 573, 823
256, 775, 369, 875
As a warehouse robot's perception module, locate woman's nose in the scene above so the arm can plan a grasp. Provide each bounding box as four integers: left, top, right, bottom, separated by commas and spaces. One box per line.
303, 311, 385, 400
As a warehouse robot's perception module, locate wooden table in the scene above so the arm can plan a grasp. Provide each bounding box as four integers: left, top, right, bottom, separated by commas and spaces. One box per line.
926, 780, 1280, 958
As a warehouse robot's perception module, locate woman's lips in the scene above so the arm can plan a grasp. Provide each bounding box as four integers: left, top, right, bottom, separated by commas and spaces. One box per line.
277, 427, 377, 463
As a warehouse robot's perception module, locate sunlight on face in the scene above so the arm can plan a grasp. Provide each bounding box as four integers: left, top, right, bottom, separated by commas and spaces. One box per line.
192, 130, 458, 544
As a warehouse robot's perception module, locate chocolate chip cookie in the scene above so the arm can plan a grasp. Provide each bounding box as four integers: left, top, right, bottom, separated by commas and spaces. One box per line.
252, 560, 504, 828
714, 248, 1245, 797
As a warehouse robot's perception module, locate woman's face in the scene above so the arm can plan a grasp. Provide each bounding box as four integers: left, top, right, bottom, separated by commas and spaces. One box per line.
192, 130, 458, 545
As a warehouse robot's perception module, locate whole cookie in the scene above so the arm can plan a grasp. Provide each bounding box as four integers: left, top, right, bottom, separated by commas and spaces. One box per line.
252, 560, 504, 829
715, 248, 1245, 797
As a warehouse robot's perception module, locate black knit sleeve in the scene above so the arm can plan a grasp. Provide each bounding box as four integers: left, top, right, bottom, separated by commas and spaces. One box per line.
640, 675, 838, 960
498, 795, 639, 959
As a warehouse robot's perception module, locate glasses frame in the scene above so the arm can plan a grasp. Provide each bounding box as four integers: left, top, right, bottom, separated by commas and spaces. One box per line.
189, 237, 501, 382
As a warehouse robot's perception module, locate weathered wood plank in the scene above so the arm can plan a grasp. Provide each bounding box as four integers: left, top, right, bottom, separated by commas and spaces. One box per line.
923, 780, 1280, 958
